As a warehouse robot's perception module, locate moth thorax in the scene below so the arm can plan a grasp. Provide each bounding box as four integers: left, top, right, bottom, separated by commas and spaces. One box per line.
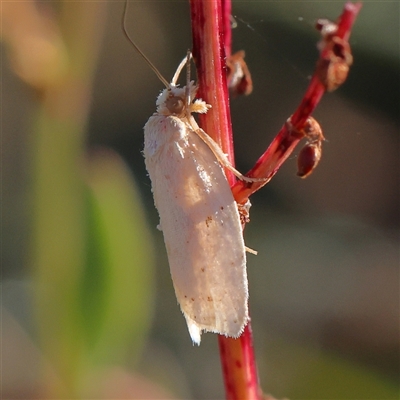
166, 94, 185, 116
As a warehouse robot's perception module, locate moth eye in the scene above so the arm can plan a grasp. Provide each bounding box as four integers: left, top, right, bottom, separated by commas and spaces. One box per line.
166, 95, 185, 115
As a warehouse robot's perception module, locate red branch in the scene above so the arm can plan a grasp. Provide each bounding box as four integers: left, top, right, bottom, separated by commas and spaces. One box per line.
232, 2, 362, 204
189, 1, 361, 399
189, 0, 237, 186
190, 1, 261, 400
222, 0, 232, 58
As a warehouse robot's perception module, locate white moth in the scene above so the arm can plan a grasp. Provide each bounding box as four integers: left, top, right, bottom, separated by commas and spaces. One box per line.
143, 56, 249, 345
122, 4, 251, 344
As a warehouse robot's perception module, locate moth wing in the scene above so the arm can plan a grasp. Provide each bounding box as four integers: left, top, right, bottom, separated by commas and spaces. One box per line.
144, 115, 248, 344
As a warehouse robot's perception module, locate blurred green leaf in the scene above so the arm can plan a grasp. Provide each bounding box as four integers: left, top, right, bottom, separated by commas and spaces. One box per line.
83, 148, 155, 366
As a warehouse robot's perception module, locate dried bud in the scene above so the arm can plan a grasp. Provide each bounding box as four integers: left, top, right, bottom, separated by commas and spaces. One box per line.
316, 18, 338, 40
317, 35, 353, 92
287, 116, 324, 178
297, 142, 322, 178
238, 200, 252, 225
226, 51, 253, 97
302, 116, 325, 143
287, 116, 324, 142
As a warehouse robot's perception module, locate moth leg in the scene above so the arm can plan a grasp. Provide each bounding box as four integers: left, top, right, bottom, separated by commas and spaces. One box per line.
245, 246, 258, 255
196, 128, 258, 182
187, 115, 265, 183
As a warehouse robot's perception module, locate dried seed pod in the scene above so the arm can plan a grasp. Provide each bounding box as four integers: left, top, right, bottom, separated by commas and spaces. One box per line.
297, 142, 322, 178
316, 17, 353, 92
302, 116, 325, 143
226, 51, 253, 97
287, 116, 324, 142
238, 200, 252, 225
298, 117, 324, 178
287, 116, 324, 178
317, 37, 353, 91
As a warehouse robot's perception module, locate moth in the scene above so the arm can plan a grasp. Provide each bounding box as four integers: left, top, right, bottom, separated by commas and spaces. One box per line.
123, 4, 253, 345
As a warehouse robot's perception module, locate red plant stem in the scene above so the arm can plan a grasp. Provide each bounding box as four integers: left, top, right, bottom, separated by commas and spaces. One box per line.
190, 1, 361, 399
231, 1, 362, 205
190, 0, 236, 184
190, 1, 262, 400
218, 325, 262, 400
222, 0, 232, 57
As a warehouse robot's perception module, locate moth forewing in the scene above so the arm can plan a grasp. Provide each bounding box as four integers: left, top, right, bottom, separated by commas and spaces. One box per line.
123, 2, 250, 344
144, 110, 249, 345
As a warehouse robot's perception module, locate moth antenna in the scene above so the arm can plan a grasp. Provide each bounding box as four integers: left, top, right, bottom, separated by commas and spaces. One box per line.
122, 0, 170, 89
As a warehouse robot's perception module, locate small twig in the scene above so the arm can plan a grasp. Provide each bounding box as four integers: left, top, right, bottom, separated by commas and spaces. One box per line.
189, 2, 361, 399
231, 1, 362, 205
190, 1, 262, 399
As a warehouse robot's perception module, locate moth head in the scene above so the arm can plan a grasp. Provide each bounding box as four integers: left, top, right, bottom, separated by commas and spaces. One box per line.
156, 85, 184, 116
156, 82, 201, 117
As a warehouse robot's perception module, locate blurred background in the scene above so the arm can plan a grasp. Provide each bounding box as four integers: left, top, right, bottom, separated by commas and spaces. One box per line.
2, 1, 399, 399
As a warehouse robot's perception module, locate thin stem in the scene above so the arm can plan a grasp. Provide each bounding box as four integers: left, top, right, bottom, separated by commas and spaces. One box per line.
189, 0, 236, 185
232, 2, 362, 204
190, 2, 361, 399
189, 1, 262, 399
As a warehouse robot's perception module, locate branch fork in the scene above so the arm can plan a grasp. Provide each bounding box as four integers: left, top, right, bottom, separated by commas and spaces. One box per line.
189, 2, 362, 399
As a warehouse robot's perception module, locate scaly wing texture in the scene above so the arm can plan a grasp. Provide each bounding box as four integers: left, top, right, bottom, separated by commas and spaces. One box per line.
144, 115, 248, 344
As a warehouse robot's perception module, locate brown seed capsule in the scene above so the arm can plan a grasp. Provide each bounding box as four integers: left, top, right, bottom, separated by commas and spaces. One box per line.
297, 142, 322, 178
315, 18, 353, 91
317, 35, 353, 92
287, 116, 324, 178
226, 51, 253, 97
302, 116, 325, 143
